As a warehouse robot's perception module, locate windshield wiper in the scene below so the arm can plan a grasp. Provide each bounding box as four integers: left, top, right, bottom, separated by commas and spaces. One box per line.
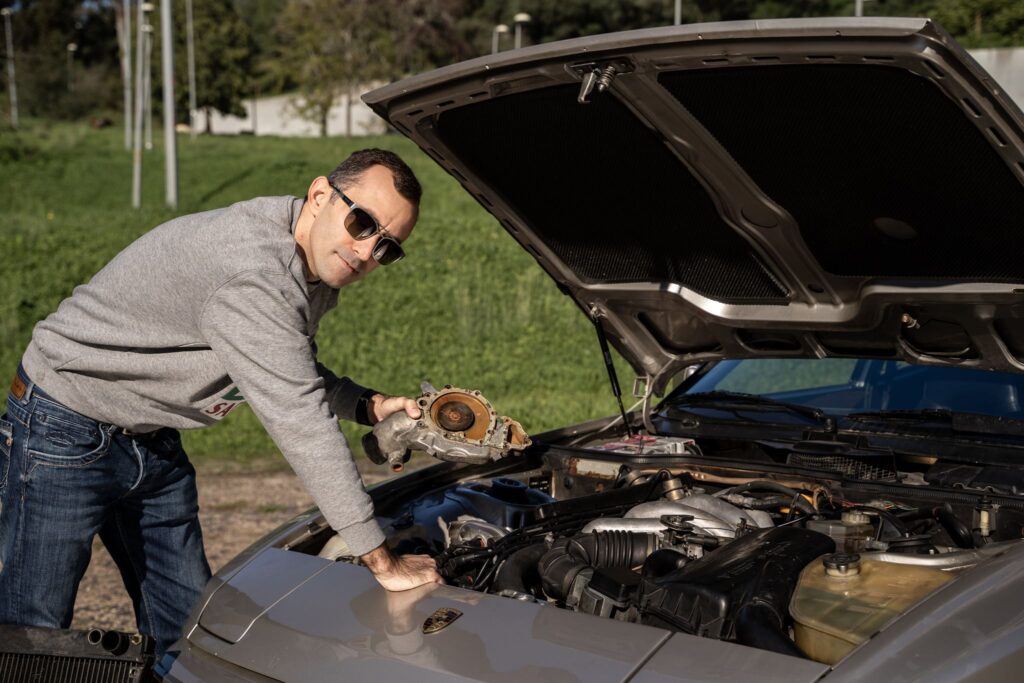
846, 409, 1024, 437
669, 390, 835, 428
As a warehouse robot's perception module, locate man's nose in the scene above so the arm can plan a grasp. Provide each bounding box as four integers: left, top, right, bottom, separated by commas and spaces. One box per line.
352, 233, 380, 262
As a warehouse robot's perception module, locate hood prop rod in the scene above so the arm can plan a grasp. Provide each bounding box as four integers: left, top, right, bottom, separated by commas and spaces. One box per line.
591, 313, 635, 437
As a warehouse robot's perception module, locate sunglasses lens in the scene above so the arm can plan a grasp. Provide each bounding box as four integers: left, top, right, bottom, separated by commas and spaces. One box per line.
345, 208, 379, 240
373, 237, 405, 266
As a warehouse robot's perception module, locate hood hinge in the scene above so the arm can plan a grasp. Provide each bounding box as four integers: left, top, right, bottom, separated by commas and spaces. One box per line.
572, 59, 633, 104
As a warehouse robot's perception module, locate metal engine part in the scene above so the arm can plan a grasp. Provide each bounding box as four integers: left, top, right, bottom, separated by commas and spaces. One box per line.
581, 494, 773, 560
442, 516, 509, 548
364, 382, 531, 467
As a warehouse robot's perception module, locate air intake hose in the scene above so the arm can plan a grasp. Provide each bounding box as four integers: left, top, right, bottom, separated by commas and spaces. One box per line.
493, 543, 548, 596
538, 531, 659, 602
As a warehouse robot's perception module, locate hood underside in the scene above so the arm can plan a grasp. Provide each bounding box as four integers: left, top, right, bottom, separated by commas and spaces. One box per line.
364, 18, 1024, 393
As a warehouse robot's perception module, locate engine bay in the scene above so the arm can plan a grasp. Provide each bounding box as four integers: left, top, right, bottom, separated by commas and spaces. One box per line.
306, 432, 1024, 666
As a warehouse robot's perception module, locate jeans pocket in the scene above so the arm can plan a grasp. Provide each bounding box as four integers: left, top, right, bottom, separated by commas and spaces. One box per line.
27, 419, 110, 468
0, 416, 11, 492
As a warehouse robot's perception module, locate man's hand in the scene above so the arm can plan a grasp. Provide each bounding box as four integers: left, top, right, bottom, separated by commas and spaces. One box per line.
369, 393, 420, 425
361, 543, 442, 591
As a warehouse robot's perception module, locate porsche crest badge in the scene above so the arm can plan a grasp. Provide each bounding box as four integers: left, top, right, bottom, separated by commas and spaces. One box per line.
422, 607, 463, 634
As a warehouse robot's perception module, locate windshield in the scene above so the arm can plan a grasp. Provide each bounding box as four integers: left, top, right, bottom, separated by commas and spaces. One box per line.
673, 359, 1024, 419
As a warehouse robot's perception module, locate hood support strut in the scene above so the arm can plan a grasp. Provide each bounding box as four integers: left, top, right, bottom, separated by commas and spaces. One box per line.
593, 313, 635, 437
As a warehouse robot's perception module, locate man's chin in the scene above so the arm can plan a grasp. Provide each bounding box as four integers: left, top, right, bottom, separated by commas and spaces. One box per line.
325, 270, 361, 288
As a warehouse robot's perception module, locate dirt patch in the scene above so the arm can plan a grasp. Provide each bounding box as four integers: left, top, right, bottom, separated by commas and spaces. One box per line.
70, 454, 433, 633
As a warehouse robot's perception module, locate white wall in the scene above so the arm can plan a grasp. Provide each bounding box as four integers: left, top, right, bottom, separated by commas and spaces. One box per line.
191, 90, 387, 137
969, 48, 1024, 113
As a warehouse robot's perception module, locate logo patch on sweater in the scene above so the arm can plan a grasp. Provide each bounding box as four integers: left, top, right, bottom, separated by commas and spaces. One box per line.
202, 386, 245, 420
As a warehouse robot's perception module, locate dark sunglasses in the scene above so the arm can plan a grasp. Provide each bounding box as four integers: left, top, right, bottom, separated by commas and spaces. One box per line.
327, 181, 405, 266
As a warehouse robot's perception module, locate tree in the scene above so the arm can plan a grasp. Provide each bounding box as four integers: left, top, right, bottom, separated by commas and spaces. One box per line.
1, 0, 120, 119
272, 0, 470, 136
171, 0, 253, 130
933, 0, 1024, 47
271, 0, 361, 137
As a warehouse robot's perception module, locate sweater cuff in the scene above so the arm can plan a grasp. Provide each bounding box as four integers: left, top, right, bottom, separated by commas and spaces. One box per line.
334, 517, 386, 558
329, 376, 379, 424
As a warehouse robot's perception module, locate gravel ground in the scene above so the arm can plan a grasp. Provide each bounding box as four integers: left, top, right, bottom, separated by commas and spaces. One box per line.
69, 455, 433, 633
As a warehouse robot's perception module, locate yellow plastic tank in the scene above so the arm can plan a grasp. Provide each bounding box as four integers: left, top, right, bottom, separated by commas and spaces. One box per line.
790, 553, 955, 665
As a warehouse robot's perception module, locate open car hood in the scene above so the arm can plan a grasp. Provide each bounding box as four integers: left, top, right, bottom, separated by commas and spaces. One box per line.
364, 18, 1024, 394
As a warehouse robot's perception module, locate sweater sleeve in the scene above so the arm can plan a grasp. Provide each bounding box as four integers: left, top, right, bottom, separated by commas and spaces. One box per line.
199, 269, 384, 556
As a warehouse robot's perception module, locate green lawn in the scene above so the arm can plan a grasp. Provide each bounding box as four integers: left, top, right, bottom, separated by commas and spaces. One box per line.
0, 120, 635, 463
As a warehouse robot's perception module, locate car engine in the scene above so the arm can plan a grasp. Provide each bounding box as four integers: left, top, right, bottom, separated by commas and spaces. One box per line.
368, 436, 1022, 665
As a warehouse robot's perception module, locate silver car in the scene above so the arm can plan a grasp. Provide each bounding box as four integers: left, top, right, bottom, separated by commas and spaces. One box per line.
160, 17, 1024, 683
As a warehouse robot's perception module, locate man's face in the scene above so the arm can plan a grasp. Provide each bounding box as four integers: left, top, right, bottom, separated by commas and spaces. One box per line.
304, 165, 417, 288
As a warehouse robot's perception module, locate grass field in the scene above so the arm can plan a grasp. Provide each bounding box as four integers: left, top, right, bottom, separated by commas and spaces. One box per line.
0, 120, 635, 463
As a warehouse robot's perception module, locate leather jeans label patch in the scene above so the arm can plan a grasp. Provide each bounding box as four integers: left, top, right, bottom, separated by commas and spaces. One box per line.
10, 376, 26, 402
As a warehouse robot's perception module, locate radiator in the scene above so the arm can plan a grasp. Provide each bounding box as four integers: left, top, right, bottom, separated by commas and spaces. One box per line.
0, 625, 154, 683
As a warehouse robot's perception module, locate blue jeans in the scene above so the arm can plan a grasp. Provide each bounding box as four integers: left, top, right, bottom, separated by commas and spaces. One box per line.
0, 366, 211, 656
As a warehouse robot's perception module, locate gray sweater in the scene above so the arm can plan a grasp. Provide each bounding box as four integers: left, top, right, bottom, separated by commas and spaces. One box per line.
22, 196, 385, 556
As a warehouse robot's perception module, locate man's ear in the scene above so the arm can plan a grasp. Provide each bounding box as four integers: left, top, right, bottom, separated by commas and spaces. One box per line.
307, 176, 333, 217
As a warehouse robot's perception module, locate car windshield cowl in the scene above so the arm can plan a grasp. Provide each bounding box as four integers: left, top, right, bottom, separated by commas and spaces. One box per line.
667, 390, 835, 428
845, 409, 1024, 438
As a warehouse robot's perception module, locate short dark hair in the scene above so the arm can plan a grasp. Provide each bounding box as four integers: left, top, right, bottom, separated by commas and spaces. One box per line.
328, 148, 422, 207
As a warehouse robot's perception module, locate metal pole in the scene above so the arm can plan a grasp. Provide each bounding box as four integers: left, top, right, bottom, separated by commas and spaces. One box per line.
1, 9, 17, 129
132, 3, 146, 208
513, 14, 531, 50
122, 0, 132, 150
185, 0, 196, 139
674, 0, 681, 25
66, 43, 77, 93
160, 0, 178, 208
855, 0, 864, 17
491, 24, 507, 55
143, 26, 152, 150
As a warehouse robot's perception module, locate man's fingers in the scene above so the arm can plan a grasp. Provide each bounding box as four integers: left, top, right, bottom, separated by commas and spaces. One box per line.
373, 395, 421, 421
403, 398, 421, 419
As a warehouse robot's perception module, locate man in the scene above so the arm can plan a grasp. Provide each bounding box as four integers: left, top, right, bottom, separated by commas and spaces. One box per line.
0, 148, 441, 656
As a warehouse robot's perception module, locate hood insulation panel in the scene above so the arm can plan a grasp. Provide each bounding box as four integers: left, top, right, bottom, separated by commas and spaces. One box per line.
661, 64, 1024, 280
435, 83, 789, 303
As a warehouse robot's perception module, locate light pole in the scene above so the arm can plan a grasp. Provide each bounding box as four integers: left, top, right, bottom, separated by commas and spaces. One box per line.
185, 0, 196, 138
674, 0, 682, 25
142, 23, 153, 150
1, 8, 17, 129
854, 0, 876, 16
132, 1, 154, 208
491, 23, 508, 54
513, 13, 531, 50
160, 0, 178, 208
122, 0, 132, 150
66, 43, 78, 93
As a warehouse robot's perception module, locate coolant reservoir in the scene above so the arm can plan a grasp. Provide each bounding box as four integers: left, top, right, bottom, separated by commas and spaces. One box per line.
790, 552, 955, 664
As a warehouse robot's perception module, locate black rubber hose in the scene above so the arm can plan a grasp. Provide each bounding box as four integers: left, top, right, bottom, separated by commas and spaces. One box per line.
493, 543, 548, 595
934, 503, 974, 549
898, 503, 975, 549
732, 495, 791, 510
735, 603, 806, 659
538, 531, 659, 602
642, 548, 689, 579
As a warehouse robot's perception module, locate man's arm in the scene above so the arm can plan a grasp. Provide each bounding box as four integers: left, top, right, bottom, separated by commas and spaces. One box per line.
200, 270, 439, 589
